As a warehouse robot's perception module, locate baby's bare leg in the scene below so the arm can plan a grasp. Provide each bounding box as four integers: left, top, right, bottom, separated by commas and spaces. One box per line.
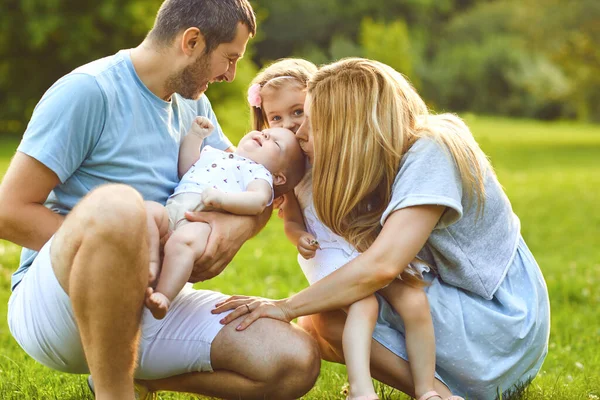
344, 294, 380, 400
379, 280, 450, 399
144, 201, 170, 285
147, 221, 211, 319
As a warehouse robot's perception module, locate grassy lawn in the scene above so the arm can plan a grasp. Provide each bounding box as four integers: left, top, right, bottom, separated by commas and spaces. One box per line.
0, 115, 598, 399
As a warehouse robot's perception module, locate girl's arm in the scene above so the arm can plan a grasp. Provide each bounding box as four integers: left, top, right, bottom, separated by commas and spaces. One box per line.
201, 179, 272, 215
282, 192, 319, 258
214, 204, 445, 328
282, 192, 308, 245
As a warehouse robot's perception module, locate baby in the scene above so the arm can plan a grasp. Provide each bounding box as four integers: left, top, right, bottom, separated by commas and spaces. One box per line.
145, 116, 306, 319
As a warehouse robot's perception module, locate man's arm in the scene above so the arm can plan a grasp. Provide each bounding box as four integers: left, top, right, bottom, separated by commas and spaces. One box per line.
184, 205, 272, 282
0, 153, 64, 250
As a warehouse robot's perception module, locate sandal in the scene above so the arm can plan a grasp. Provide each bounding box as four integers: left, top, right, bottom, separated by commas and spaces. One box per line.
418, 391, 443, 400
446, 397, 465, 400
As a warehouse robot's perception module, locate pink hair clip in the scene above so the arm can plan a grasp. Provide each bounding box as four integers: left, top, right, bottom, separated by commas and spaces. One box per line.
247, 83, 262, 108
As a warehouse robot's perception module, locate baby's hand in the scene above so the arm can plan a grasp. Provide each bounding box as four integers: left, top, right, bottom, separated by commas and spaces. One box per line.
189, 116, 214, 139
202, 187, 224, 209
297, 233, 319, 259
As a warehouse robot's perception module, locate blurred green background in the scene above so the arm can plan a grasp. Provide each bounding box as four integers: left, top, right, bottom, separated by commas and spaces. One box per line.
1, 0, 600, 140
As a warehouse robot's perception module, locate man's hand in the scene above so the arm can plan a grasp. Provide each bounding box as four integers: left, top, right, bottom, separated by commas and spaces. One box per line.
185, 210, 256, 282
297, 233, 319, 259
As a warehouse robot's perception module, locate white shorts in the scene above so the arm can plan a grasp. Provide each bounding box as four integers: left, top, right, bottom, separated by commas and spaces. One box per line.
7, 238, 230, 380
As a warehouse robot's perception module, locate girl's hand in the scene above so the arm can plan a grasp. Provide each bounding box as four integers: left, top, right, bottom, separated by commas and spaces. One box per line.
297, 234, 319, 259
201, 187, 223, 209
212, 295, 294, 331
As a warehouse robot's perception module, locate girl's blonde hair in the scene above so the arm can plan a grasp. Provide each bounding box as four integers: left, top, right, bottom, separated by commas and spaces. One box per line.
309, 58, 489, 270
249, 58, 318, 130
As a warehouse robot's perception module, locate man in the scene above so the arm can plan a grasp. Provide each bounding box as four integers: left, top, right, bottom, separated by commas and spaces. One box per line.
0, 0, 320, 399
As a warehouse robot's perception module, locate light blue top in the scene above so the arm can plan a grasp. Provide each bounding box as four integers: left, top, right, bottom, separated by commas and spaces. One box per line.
12, 50, 232, 290
381, 137, 521, 299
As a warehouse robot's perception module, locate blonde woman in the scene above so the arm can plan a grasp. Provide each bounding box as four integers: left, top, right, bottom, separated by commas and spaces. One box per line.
215, 58, 550, 399
247, 58, 450, 400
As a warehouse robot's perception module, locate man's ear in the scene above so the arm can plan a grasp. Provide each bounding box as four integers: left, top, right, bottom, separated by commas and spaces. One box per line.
180, 27, 206, 56
272, 173, 287, 187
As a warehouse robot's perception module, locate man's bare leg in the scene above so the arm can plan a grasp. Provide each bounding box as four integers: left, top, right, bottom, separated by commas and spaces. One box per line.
140, 317, 321, 399
301, 310, 452, 398
51, 184, 148, 400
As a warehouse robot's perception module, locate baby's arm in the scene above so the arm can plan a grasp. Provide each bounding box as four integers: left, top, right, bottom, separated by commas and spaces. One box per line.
378, 279, 437, 399
178, 116, 215, 178
201, 179, 272, 215
283, 193, 319, 259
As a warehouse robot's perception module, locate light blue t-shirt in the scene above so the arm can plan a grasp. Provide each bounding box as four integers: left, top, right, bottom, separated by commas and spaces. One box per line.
12, 50, 232, 290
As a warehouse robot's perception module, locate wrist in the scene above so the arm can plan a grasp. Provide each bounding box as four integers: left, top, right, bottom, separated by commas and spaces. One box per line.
278, 298, 297, 321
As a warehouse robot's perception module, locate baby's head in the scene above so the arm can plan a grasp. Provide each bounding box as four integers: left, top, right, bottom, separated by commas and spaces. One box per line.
236, 127, 305, 198
248, 59, 318, 133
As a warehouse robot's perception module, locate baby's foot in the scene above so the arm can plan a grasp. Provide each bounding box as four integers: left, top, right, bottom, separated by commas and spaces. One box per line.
146, 292, 171, 320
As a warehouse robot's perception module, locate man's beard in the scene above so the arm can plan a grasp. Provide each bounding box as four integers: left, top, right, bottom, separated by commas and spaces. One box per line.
166, 52, 211, 100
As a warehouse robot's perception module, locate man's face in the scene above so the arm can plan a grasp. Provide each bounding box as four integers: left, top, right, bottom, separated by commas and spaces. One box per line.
171, 22, 251, 100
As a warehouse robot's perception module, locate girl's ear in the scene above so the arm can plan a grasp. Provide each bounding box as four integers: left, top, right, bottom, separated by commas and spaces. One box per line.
272, 173, 287, 186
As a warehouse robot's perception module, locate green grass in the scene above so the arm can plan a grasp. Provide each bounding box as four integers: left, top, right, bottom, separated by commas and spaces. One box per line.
0, 116, 599, 399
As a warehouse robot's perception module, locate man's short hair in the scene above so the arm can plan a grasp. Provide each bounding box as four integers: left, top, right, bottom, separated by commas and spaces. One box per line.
148, 0, 256, 53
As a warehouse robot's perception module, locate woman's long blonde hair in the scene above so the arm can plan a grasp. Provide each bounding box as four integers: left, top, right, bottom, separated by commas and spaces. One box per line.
250, 58, 318, 130
310, 58, 489, 256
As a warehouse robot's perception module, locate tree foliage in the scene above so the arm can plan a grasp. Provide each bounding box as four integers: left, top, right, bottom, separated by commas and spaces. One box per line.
1, 0, 598, 135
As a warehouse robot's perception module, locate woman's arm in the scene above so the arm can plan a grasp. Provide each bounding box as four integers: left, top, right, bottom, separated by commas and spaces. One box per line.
215, 204, 445, 328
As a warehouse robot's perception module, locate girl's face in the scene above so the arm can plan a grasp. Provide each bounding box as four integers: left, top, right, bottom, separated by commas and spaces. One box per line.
295, 95, 314, 163
261, 86, 306, 134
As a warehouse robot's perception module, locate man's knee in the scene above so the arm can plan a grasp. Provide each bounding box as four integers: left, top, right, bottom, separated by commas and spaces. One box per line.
75, 184, 147, 243
275, 326, 321, 398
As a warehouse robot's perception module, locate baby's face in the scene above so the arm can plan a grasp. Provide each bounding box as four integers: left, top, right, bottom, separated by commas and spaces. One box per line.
237, 127, 302, 173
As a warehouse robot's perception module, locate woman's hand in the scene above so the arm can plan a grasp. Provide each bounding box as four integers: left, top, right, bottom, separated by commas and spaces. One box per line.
212, 295, 295, 331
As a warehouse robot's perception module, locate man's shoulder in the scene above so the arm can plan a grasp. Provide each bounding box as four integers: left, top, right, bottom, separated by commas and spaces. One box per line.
71, 51, 126, 79
175, 93, 214, 115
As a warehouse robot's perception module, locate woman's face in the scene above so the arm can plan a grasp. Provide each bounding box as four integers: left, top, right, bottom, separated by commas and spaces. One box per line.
296, 95, 314, 163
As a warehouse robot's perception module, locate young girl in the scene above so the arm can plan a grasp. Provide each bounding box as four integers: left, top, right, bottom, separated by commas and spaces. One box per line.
145, 117, 305, 319
247, 59, 461, 400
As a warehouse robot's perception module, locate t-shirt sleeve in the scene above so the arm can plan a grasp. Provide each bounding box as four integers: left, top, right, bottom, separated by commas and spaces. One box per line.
196, 95, 233, 151
243, 163, 274, 206
380, 138, 464, 229
17, 74, 106, 183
